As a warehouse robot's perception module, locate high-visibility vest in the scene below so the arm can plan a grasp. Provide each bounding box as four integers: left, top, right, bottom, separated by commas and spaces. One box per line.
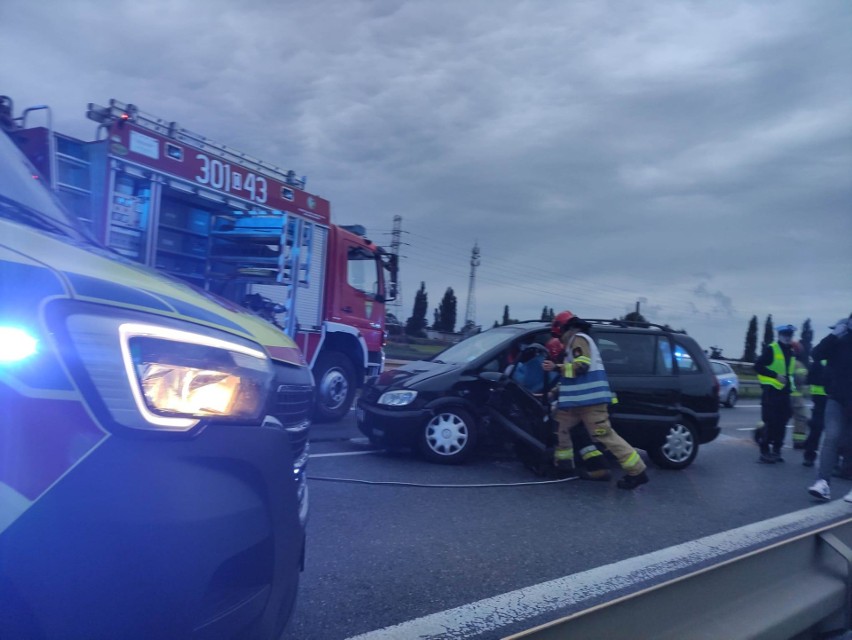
558, 332, 613, 407
811, 359, 828, 396
757, 342, 796, 392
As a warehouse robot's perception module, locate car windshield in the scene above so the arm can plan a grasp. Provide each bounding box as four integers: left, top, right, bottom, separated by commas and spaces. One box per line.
432, 326, 526, 364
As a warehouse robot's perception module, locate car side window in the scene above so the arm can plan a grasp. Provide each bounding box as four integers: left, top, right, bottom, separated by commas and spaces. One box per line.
597, 333, 655, 375
711, 362, 726, 375
657, 338, 674, 375
673, 339, 701, 374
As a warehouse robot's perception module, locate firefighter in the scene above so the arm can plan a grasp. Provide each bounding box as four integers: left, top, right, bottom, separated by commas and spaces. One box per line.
790, 341, 811, 450
544, 312, 649, 489
807, 315, 852, 502
802, 358, 828, 467
754, 324, 797, 463
544, 337, 611, 481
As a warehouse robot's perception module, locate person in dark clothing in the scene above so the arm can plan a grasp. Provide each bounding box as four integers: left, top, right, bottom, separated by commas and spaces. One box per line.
807, 314, 852, 502
802, 357, 829, 467
754, 324, 797, 463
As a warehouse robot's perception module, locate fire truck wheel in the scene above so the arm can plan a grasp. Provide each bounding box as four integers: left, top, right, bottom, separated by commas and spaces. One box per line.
313, 351, 356, 422
418, 407, 478, 464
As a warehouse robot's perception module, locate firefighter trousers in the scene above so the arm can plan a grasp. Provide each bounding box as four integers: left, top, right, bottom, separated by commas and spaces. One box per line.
791, 394, 811, 446
555, 405, 646, 476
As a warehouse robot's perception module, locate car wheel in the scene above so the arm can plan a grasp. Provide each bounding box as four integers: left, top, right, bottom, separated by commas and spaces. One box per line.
649, 420, 698, 470
725, 388, 738, 408
418, 407, 478, 464
313, 351, 356, 423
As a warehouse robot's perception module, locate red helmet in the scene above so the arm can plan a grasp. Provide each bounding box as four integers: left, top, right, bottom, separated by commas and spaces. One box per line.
551, 310, 574, 337
546, 337, 564, 360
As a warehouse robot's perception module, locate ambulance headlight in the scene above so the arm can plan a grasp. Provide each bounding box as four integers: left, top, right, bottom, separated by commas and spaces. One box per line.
61, 311, 274, 433
119, 323, 273, 429
377, 390, 418, 406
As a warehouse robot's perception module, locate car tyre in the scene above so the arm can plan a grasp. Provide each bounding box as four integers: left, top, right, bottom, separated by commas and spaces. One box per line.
725, 388, 738, 408
418, 407, 478, 464
313, 351, 356, 423
649, 419, 699, 470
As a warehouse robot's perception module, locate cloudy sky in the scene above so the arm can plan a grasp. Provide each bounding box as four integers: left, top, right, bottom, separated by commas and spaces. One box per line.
2, 0, 850, 357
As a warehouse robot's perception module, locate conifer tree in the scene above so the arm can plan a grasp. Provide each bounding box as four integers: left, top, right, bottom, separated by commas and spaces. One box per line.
743, 315, 758, 362
405, 282, 428, 337
762, 314, 774, 349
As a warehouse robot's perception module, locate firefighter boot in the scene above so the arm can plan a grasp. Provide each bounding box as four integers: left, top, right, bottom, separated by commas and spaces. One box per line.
569, 424, 611, 481
617, 470, 649, 490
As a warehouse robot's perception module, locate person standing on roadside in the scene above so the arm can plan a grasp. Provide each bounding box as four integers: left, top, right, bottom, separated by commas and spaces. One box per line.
807, 315, 852, 502
790, 341, 811, 450
544, 312, 649, 489
754, 324, 797, 463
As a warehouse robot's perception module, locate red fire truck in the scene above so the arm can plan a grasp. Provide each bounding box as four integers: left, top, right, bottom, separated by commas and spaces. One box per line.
3, 97, 398, 421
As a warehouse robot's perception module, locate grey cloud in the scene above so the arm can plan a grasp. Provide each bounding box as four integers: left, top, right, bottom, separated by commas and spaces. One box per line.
1, 0, 849, 356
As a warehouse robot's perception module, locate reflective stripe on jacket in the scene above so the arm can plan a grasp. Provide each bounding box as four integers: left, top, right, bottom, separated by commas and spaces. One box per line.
558, 332, 613, 407
757, 342, 796, 392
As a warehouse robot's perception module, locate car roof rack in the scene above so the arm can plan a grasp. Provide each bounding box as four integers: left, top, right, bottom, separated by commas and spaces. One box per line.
583, 319, 687, 334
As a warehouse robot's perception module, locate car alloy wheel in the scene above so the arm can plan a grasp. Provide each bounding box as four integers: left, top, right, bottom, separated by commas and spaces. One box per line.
419, 408, 477, 464
650, 420, 698, 469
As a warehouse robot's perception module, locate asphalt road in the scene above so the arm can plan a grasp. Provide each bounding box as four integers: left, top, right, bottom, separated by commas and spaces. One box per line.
283, 401, 837, 639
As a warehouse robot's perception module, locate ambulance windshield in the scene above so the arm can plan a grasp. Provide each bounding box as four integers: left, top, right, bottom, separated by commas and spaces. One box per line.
0, 130, 89, 242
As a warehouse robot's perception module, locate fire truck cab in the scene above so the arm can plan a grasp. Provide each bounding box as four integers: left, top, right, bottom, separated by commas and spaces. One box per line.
5, 97, 398, 421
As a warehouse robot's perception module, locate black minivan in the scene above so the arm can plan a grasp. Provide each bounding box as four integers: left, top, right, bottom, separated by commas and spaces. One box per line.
357, 320, 720, 470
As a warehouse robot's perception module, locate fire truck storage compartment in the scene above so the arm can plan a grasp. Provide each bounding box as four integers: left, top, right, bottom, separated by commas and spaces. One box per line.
207, 212, 328, 332
155, 191, 213, 281
247, 224, 328, 332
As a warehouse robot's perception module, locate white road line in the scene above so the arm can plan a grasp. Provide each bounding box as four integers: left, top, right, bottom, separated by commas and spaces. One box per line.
344, 502, 852, 640
309, 450, 381, 459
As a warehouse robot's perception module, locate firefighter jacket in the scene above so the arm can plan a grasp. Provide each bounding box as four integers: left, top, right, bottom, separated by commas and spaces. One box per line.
755, 341, 796, 393
557, 332, 613, 408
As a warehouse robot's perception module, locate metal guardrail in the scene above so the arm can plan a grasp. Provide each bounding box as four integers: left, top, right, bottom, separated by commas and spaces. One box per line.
506, 502, 852, 640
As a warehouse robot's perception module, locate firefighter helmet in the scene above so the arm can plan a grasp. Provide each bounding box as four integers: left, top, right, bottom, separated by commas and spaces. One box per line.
551, 310, 575, 337
546, 337, 564, 361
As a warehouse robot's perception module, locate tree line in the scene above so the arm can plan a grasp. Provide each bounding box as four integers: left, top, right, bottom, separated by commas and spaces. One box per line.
403, 286, 653, 339
401, 285, 817, 364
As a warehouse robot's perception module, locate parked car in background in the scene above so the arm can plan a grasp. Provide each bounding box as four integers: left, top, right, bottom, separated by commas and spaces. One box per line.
710, 359, 740, 407
358, 320, 720, 470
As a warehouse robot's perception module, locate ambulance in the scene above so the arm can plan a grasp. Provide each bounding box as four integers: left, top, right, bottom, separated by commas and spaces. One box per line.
0, 107, 309, 638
